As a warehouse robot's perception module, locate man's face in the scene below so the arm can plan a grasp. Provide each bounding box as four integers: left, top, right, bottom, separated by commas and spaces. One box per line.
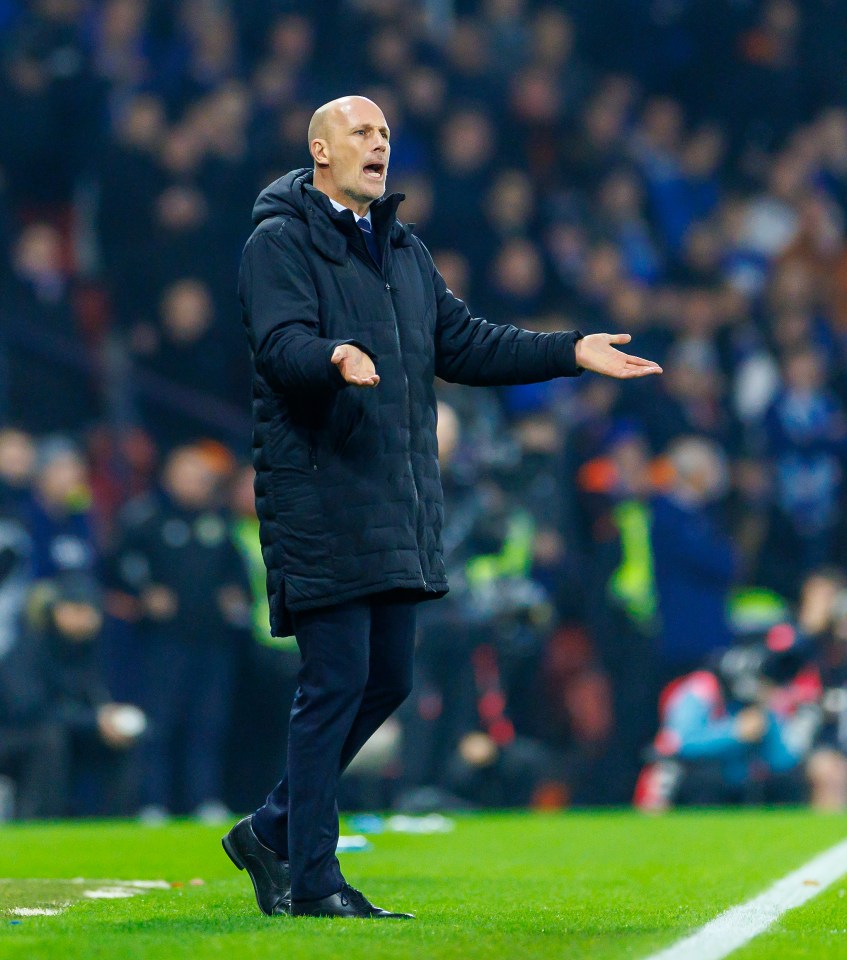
313, 99, 390, 207
37, 453, 87, 508
53, 601, 102, 643
163, 450, 216, 509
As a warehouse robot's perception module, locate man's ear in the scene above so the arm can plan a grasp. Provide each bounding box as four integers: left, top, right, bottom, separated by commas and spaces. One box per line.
311, 139, 330, 168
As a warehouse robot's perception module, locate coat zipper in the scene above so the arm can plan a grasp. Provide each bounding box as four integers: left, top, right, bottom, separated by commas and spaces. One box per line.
384, 278, 428, 590
354, 233, 429, 590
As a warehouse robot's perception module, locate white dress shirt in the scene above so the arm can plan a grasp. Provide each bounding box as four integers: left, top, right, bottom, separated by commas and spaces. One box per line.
328, 196, 372, 224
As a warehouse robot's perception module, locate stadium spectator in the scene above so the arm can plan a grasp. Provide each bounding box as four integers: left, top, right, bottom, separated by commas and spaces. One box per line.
400, 401, 561, 810
28, 436, 98, 580
97, 94, 168, 327
763, 348, 847, 575
0, 428, 34, 522
634, 632, 816, 810
579, 429, 662, 802
431, 108, 497, 243
651, 436, 739, 683
131, 278, 249, 447
2, 223, 99, 434
112, 445, 250, 822
796, 568, 847, 811
0, 428, 34, 660
0, 572, 144, 817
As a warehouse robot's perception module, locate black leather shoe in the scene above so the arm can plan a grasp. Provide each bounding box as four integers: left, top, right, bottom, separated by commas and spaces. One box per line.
222, 815, 291, 916
290, 882, 415, 919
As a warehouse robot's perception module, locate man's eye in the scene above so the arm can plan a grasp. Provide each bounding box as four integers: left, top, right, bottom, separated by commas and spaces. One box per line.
355, 130, 365, 135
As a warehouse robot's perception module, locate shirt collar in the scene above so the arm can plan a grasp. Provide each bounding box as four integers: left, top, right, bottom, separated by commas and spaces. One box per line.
328, 196, 372, 224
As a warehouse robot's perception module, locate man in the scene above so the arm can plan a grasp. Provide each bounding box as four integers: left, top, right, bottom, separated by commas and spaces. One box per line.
0, 428, 33, 661
0, 572, 144, 817
650, 436, 739, 685
28, 437, 97, 580
223, 95, 662, 920
634, 629, 817, 810
112, 445, 250, 822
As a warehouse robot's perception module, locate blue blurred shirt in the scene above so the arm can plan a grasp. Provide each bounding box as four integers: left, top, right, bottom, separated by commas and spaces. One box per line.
651, 494, 738, 666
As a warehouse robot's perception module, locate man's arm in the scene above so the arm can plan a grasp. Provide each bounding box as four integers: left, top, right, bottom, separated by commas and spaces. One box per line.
666, 690, 751, 760
240, 225, 379, 393
425, 244, 583, 386
424, 244, 662, 385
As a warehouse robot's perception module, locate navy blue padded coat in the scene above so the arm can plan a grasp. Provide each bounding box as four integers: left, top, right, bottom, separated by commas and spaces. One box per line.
238, 168, 583, 637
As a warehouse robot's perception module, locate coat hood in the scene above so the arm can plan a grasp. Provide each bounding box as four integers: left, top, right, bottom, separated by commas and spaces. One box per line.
252, 167, 312, 225
252, 168, 414, 265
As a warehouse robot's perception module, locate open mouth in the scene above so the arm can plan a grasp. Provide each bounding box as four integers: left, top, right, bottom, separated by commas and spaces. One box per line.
362, 162, 385, 180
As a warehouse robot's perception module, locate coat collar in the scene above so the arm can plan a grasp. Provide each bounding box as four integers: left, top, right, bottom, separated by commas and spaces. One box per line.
301, 180, 414, 265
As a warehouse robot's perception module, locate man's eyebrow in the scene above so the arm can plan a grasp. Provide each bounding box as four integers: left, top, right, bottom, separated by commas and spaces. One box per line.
350, 123, 391, 136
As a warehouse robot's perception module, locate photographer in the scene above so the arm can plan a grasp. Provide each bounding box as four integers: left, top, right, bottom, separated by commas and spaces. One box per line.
0, 572, 145, 817
397, 401, 560, 808
635, 627, 818, 810
798, 569, 847, 810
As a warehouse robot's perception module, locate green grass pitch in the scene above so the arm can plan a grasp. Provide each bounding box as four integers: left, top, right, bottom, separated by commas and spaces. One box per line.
1, 810, 847, 959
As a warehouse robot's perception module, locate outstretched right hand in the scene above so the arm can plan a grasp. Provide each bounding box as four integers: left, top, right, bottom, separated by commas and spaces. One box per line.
331, 343, 380, 387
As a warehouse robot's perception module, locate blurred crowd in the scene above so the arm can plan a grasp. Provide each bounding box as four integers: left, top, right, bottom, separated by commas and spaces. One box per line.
3, 0, 847, 818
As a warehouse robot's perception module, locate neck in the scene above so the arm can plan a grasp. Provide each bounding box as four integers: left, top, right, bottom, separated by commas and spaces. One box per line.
312, 169, 372, 218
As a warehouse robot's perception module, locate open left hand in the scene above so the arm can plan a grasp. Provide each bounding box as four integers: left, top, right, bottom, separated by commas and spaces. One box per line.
574, 333, 663, 379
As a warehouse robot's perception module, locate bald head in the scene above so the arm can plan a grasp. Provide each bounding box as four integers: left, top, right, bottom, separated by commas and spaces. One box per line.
308, 96, 385, 145
667, 435, 728, 503
308, 95, 391, 216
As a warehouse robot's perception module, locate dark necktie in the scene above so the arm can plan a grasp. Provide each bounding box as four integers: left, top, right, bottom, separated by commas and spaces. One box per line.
357, 217, 380, 266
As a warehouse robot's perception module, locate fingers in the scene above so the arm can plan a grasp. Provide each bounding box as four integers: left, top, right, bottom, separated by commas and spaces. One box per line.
609, 333, 632, 344
624, 354, 663, 370
339, 355, 379, 386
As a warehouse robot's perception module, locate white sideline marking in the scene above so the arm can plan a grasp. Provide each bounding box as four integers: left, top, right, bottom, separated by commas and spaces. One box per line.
2, 879, 170, 919
644, 837, 847, 960
71, 879, 171, 890
116, 880, 171, 889
10, 907, 66, 916
83, 887, 138, 899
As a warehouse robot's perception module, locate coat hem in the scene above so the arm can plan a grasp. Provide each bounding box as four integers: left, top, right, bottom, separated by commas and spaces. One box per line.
271, 576, 448, 636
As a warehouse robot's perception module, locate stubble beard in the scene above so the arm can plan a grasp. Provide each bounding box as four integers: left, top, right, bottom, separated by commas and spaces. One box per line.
342, 183, 385, 207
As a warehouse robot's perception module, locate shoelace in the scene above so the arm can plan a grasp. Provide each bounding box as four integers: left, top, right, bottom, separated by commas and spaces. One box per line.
340, 883, 370, 909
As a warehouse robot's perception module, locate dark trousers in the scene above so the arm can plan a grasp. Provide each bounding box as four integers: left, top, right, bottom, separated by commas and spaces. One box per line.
140, 631, 235, 811
0, 722, 138, 818
0, 724, 68, 818
252, 589, 417, 901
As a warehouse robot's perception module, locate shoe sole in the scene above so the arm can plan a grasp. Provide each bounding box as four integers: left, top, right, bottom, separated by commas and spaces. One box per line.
291, 912, 415, 919
222, 834, 290, 918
